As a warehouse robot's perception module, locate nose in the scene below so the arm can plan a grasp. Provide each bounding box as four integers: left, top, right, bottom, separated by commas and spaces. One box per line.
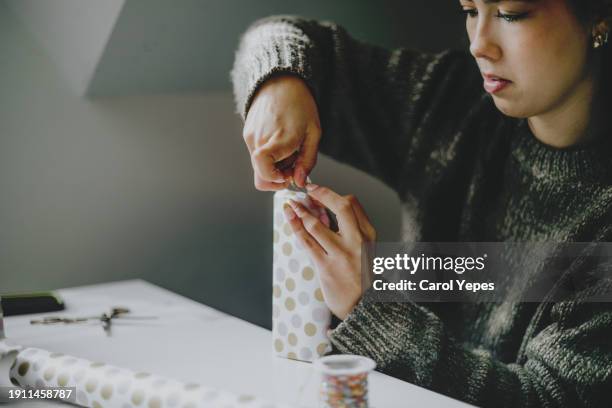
469, 18, 502, 61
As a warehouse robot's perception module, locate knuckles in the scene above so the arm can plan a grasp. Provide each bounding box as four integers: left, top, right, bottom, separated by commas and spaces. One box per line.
302, 235, 318, 250
302, 216, 321, 232
253, 177, 268, 191
243, 134, 253, 149
251, 146, 269, 161
337, 199, 352, 214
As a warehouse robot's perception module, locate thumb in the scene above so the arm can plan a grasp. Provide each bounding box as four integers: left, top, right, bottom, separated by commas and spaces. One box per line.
293, 125, 321, 187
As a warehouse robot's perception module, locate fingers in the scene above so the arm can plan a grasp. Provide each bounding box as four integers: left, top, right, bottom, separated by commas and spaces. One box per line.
307, 197, 331, 228
283, 203, 326, 263
251, 134, 298, 183
293, 126, 321, 187
243, 129, 256, 154
345, 195, 376, 242
251, 149, 284, 183
253, 173, 289, 191
319, 208, 331, 228
275, 151, 300, 173
287, 199, 340, 253
304, 185, 361, 240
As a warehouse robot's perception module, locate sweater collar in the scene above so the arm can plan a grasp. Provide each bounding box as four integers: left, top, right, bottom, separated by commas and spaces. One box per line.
511, 119, 612, 183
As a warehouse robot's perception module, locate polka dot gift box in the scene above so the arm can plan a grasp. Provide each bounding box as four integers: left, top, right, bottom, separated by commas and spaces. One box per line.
272, 189, 332, 362
0, 340, 294, 408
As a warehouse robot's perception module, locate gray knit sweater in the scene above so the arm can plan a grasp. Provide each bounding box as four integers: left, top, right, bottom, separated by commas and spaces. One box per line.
231, 16, 612, 408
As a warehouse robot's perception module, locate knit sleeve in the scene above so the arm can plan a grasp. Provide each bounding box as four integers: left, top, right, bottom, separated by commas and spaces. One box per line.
230, 15, 482, 194
329, 280, 612, 407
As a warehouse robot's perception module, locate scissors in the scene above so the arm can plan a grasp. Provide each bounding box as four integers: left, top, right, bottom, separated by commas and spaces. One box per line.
30, 307, 158, 336
275, 151, 308, 193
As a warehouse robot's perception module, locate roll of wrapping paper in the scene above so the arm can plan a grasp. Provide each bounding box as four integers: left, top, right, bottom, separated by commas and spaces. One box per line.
0, 340, 294, 408
272, 189, 332, 362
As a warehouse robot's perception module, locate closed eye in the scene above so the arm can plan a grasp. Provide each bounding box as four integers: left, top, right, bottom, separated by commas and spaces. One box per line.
459, 7, 478, 18
495, 10, 530, 22
459, 6, 530, 23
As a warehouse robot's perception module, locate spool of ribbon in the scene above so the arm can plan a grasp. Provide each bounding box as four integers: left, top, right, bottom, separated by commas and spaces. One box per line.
314, 355, 376, 408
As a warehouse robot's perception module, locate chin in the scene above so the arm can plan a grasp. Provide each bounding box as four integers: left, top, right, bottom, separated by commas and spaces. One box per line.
491, 97, 531, 119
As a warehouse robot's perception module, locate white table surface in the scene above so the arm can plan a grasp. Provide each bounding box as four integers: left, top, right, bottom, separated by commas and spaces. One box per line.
2, 279, 473, 407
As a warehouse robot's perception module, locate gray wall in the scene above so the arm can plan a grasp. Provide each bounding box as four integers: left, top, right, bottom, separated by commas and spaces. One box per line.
5, 0, 125, 95
86, 0, 466, 96
0, 1, 466, 328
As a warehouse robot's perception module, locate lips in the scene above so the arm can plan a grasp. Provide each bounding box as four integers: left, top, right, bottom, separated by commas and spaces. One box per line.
482, 73, 512, 94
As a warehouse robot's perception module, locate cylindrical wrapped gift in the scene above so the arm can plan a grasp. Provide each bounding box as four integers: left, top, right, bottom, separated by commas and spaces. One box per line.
272, 189, 332, 362
0, 340, 294, 408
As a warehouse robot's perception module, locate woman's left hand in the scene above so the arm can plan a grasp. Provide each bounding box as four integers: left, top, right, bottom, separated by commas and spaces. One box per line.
283, 184, 377, 320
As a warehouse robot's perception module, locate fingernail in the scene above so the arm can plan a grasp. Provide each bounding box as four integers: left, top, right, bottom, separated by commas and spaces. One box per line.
274, 170, 286, 183
283, 203, 295, 221
305, 183, 319, 192
288, 199, 304, 216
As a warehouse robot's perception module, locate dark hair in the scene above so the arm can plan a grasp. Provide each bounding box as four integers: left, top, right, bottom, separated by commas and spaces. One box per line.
567, 0, 610, 20
567, 0, 611, 140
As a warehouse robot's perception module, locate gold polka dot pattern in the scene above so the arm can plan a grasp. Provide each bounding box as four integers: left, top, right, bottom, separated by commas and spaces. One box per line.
301, 267, 314, 281
285, 278, 295, 291
282, 243, 293, 256
284, 298, 296, 311
272, 190, 332, 363
0, 345, 295, 407
304, 323, 317, 337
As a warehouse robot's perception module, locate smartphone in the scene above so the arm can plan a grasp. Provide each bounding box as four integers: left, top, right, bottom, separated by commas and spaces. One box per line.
0, 292, 65, 316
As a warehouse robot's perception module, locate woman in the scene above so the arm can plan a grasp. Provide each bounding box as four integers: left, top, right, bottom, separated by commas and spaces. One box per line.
231, 1, 611, 407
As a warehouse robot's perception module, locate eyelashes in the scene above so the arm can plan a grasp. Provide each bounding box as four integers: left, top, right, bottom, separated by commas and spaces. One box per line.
496, 10, 529, 22
459, 8, 478, 18
459, 8, 530, 23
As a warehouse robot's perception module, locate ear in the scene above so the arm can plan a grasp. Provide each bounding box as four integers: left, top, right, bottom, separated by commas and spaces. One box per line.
591, 19, 610, 48
592, 19, 610, 37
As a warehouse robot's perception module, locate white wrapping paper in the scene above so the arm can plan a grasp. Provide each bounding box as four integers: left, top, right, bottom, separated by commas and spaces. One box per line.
272, 190, 332, 362
0, 340, 21, 399
0, 340, 293, 408
0, 297, 5, 340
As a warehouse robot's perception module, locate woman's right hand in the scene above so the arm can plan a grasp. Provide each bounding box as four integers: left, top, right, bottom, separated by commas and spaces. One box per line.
243, 74, 322, 191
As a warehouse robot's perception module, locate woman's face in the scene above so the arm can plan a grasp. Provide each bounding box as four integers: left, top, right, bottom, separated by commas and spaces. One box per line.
460, 0, 592, 118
